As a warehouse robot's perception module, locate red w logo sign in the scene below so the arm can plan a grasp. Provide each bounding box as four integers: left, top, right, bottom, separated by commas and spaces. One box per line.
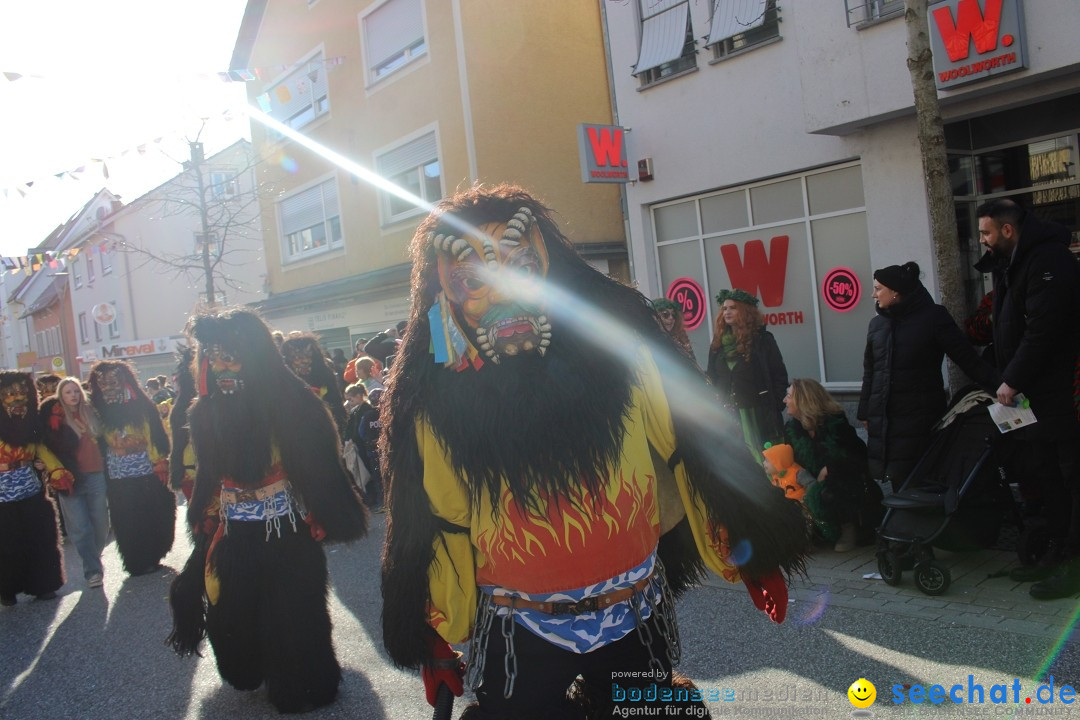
932, 0, 1003, 62
586, 127, 626, 168
719, 236, 789, 308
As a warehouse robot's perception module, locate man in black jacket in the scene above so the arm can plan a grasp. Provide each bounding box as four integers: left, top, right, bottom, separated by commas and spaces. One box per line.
977, 198, 1080, 599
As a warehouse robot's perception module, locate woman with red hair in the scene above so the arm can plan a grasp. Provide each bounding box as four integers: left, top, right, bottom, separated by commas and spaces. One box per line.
707, 289, 789, 460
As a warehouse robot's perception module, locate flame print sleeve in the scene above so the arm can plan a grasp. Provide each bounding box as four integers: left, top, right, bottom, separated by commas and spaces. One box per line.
417, 420, 477, 644
635, 346, 741, 583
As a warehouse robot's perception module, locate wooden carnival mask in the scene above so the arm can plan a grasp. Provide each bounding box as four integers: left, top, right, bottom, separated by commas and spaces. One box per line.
431, 207, 552, 364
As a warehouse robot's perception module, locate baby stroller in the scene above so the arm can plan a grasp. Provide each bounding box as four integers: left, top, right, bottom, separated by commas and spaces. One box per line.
875, 388, 1018, 596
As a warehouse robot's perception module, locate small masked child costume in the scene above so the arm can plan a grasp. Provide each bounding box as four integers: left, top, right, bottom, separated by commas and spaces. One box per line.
381, 186, 809, 719
89, 360, 175, 576
0, 372, 72, 605
168, 309, 367, 714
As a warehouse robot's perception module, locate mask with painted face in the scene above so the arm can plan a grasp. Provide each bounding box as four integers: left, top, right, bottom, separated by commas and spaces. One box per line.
431, 207, 552, 364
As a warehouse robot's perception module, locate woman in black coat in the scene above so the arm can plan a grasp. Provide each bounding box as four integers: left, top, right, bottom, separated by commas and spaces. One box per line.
858, 262, 1000, 491
707, 289, 789, 459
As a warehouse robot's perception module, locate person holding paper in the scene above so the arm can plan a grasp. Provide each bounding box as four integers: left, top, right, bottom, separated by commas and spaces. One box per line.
977, 199, 1080, 600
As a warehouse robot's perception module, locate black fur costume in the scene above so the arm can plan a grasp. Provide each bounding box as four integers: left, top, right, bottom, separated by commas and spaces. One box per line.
380, 186, 810, 719
167, 309, 367, 714
0, 372, 65, 602
89, 360, 175, 575
281, 334, 348, 436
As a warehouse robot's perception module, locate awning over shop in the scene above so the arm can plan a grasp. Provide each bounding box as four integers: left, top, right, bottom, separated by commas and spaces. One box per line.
634, 0, 689, 75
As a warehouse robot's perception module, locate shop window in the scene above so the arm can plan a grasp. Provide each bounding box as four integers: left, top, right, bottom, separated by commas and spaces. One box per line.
79, 312, 88, 344
635, 1, 697, 87
709, 0, 780, 60
108, 301, 120, 339
749, 178, 803, 224
651, 164, 872, 386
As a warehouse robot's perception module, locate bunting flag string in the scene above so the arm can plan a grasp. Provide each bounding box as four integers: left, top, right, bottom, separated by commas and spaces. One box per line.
3, 56, 346, 85
0, 242, 120, 278
1, 104, 243, 196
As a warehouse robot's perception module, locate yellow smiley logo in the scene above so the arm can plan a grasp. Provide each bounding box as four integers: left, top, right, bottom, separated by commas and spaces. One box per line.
848, 678, 876, 709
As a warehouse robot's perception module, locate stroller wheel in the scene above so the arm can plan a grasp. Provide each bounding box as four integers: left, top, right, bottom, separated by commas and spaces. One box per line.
914, 561, 951, 596
878, 551, 903, 586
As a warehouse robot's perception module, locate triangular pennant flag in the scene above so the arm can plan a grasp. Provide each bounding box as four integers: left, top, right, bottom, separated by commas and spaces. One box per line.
218, 71, 232, 82
54, 172, 64, 179
238, 69, 256, 81
26, 181, 34, 188
254, 67, 266, 81
49, 259, 59, 269
274, 84, 292, 104
229, 70, 245, 82
69, 247, 81, 257
3, 72, 22, 82
137, 144, 146, 155
35, 253, 43, 264
308, 69, 319, 83
102, 163, 109, 179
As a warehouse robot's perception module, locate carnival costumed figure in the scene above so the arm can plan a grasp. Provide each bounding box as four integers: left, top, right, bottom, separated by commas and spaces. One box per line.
281, 334, 348, 436
167, 309, 367, 714
380, 186, 810, 719
651, 298, 696, 363
0, 372, 72, 605
89, 360, 175, 576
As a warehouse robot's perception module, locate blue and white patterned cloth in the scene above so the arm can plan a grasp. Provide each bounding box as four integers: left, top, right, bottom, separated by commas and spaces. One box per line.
480, 553, 660, 654
0, 465, 43, 503
106, 450, 154, 480
222, 488, 295, 523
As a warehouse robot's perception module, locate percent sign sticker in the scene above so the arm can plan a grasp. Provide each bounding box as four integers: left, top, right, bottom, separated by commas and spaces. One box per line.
666, 277, 706, 330
822, 267, 861, 312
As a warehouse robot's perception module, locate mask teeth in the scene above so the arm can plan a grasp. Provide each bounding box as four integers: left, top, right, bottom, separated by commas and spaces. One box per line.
538, 338, 550, 357
450, 237, 474, 260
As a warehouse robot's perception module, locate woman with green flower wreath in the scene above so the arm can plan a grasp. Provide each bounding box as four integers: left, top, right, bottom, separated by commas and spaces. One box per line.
706, 289, 788, 461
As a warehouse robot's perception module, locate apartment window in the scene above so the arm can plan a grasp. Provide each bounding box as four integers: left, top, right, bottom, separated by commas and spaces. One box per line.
93, 317, 101, 343
279, 177, 342, 263
72, 258, 83, 288
708, 0, 780, 59
86, 252, 95, 283
209, 170, 240, 200
79, 312, 88, 344
362, 0, 427, 84
267, 52, 330, 132
101, 245, 113, 274
108, 301, 120, 338
635, 0, 697, 87
194, 232, 223, 258
375, 131, 441, 224
844, 0, 904, 27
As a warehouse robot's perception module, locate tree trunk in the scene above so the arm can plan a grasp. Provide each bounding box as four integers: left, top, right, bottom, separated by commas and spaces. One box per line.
905, 0, 966, 395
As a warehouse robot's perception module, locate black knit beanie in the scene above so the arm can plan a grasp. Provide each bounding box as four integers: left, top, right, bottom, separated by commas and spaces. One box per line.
873, 262, 922, 295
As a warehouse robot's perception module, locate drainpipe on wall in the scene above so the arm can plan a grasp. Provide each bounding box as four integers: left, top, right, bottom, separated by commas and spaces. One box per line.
599, 0, 635, 283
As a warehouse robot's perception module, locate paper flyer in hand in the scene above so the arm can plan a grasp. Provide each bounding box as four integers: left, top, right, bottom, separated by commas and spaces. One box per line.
988, 394, 1037, 433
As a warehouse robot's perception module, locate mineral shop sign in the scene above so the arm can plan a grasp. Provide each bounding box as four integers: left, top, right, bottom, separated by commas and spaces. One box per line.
84, 335, 184, 361
929, 0, 1028, 90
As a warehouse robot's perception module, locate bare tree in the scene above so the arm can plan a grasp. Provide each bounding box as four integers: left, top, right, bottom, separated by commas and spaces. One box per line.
905, 0, 967, 392
121, 135, 269, 311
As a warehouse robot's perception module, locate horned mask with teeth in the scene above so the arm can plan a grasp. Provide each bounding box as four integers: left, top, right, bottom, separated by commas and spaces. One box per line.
430, 207, 552, 364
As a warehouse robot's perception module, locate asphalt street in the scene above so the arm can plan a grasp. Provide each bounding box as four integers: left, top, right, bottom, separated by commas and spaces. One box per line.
2, 511, 1079, 719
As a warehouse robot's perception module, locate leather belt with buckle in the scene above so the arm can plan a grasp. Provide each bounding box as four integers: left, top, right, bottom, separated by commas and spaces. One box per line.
488, 573, 653, 615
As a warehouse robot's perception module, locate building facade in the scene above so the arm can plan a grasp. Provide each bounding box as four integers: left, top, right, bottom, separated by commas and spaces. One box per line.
231, 0, 627, 356
603, 0, 1080, 389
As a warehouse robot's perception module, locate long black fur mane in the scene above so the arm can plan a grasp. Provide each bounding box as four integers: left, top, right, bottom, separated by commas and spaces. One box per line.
281, 334, 347, 435
0, 372, 41, 447
186, 309, 366, 543
380, 185, 809, 669
88, 361, 169, 454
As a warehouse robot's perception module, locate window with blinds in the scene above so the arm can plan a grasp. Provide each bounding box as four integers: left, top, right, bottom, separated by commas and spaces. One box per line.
278, 177, 342, 264
708, 0, 780, 60
362, 0, 427, 84
266, 52, 330, 133
375, 131, 441, 224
